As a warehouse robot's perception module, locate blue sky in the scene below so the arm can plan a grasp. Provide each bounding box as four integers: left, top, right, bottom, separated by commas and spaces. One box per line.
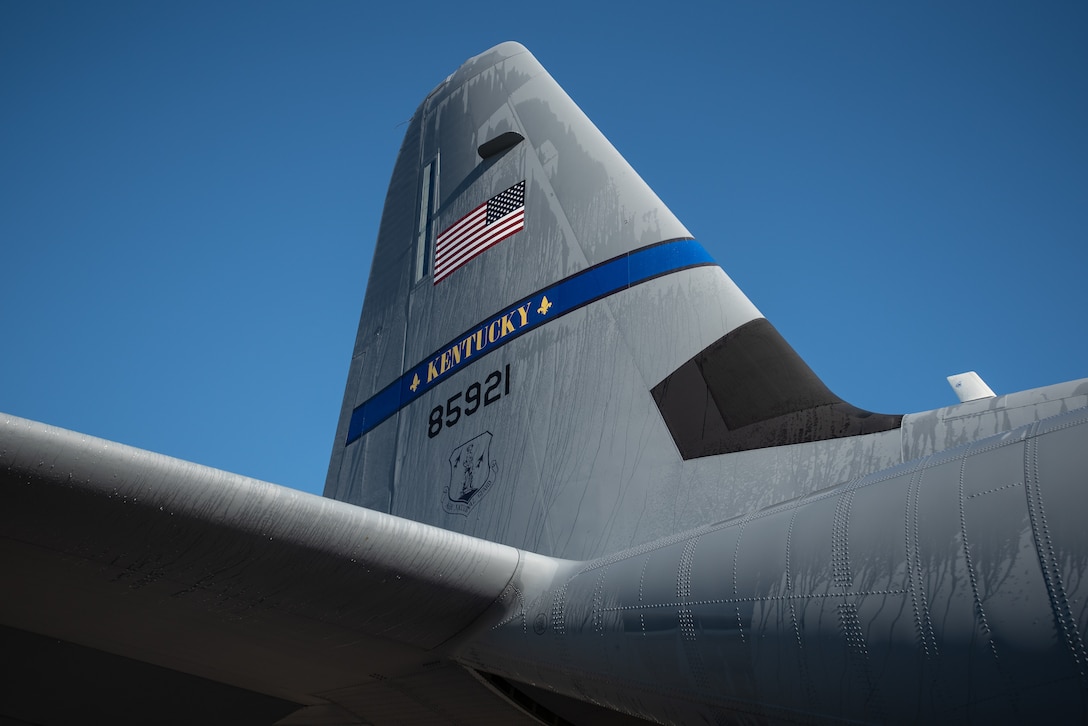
2, 2, 1085, 494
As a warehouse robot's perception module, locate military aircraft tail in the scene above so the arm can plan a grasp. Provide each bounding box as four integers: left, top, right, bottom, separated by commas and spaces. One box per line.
324, 42, 901, 560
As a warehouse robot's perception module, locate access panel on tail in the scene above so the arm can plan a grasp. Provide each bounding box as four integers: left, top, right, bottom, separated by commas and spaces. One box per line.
324, 42, 901, 561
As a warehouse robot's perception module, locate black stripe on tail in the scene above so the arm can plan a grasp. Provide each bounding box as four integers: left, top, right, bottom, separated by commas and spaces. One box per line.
652, 318, 902, 458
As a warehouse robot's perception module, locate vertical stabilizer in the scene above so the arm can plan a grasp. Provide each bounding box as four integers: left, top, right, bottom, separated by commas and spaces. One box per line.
325, 43, 900, 560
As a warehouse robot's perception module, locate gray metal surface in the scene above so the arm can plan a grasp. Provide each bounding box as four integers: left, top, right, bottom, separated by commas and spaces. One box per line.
902, 377, 1088, 459
465, 408, 1088, 723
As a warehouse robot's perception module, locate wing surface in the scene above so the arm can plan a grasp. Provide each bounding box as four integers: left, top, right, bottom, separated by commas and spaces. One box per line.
0, 413, 559, 724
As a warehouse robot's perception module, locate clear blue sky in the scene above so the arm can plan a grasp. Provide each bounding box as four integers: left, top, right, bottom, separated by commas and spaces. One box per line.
2, 2, 1085, 494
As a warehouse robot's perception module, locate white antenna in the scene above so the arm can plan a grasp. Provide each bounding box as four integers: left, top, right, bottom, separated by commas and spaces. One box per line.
947, 371, 997, 403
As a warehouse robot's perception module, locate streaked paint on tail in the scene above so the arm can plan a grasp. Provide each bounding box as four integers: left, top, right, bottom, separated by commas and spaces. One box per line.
324, 42, 900, 560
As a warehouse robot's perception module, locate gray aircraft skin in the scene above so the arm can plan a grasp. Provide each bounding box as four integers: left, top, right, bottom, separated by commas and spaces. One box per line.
2, 42, 1087, 725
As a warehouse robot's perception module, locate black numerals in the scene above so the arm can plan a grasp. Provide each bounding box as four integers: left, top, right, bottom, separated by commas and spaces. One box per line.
484, 371, 501, 405
445, 392, 461, 427
427, 364, 511, 439
465, 382, 481, 415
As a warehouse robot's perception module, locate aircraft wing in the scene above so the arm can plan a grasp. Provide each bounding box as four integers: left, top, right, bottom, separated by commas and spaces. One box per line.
0, 412, 561, 725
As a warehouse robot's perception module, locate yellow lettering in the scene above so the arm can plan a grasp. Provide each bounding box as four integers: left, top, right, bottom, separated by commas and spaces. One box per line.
501, 314, 515, 337
475, 330, 483, 351
427, 361, 439, 382
488, 320, 501, 344
450, 342, 461, 366
440, 352, 450, 374
516, 303, 530, 326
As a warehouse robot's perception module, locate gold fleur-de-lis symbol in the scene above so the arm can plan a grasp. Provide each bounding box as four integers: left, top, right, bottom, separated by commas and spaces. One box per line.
537, 296, 553, 315
409, 374, 420, 392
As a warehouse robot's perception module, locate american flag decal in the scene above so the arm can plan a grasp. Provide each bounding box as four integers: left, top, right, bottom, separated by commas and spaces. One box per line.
434, 180, 526, 284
